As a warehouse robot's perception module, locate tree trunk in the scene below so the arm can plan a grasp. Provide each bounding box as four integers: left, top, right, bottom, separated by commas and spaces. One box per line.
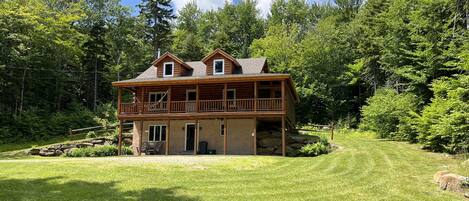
19, 68, 26, 114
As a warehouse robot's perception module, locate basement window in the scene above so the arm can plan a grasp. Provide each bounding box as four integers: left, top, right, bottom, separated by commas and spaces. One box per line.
149, 125, 167, 142
220, 123, 225, 136
213, 59, 224, 75
163, 62, 174, 77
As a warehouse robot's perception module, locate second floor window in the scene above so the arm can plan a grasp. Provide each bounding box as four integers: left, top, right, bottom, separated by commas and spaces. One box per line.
213, 59, 224, 75
163, 62, 174, 77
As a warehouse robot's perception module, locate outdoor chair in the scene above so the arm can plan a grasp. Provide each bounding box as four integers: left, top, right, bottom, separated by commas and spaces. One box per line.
142, 142, 156, 155
142, 141, 164, 155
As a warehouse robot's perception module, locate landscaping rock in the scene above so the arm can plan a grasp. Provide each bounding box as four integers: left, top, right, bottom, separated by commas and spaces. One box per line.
39, 148, 57, 156
258, 138, 281, 147
288, 143, 303, 149
464, 192, 469, 198
123, 138, 133, 146
54, 149, 64, 156
91, 139, 104, 144
76, 143, 94, 148
434, 171, 468, 193
28, 148, 41, 155
31, 137, 120, 157
286, 146, 299, 157
289, 136, 306, 144
257, 147, 275, 155
61, 144, 76, 149
273, 147, 282, 155
434, 171, 450, 183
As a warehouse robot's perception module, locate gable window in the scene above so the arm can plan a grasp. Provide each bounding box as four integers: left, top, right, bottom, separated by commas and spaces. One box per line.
149, 125, 167, 142
213, 59, 224, 75
163, 62, 174, 77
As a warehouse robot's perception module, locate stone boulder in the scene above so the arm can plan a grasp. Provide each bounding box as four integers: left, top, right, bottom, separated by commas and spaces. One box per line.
257, 147, 275, 155
76, 143, 93, 148
123, 138, 133, 146
258, 138, 281, 147
39, 148, 57, 156
28, 148, 41, 155
90, 139, 104, 145
434, 171, 468, 193
61, 144, 76, 149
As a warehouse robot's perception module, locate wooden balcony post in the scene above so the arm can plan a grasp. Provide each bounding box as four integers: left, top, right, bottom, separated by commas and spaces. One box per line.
118, 120, 123, 155
224, 83, 227, 112
281, 80, 286, 157
194, 119, 198, 155
253, 117, 257, 155
281, 80, 285, 112
117, 88, 122, 114
196, 84, 199, 112
139, 88, 145, 114
254, 82, 257, 112
223, 118, 227, 155
282, 116, 286, 157
168, 86, 172, 113
139, 121, 143, 156
166, 120, 170, 155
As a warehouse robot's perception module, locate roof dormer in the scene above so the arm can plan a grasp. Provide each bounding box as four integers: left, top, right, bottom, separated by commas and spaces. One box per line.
202, 49, 240, 75
152, 52, 192, 78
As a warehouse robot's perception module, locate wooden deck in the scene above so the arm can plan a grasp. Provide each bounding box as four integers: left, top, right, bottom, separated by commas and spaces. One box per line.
120, 98, 282, 115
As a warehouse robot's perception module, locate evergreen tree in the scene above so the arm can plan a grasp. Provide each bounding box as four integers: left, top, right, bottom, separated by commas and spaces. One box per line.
138, 0, 175, 59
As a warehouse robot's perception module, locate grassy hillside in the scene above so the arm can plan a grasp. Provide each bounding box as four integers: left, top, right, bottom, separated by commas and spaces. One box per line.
0, 131, 466, 201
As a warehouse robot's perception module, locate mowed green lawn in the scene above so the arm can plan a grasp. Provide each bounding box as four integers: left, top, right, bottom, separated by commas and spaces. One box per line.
0, 131, 466, 201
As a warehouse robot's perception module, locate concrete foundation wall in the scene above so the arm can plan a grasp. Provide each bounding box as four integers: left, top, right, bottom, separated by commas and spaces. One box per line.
132, 118, 255, 155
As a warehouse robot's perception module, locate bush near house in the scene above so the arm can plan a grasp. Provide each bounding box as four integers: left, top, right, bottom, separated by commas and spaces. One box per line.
298, 137, 331, 157
65, 145, 132, 157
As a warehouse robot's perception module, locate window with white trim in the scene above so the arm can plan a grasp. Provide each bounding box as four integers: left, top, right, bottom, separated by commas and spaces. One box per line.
163, 62, 174, 77
149, 125, 167, 142
213, 59, 224, 75
220, 122, 225, 136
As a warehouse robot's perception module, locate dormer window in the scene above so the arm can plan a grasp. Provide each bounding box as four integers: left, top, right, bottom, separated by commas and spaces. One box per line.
163, 62, 174, 77
213, 59, 224, 75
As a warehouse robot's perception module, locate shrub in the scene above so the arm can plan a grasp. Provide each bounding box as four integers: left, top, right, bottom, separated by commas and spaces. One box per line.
65, 145, 132, 157
94, 103, 118, 128
416, 75, 469, 153
359, 88, 419, 141
298, 137, 331, 157
86, 131, 97, 138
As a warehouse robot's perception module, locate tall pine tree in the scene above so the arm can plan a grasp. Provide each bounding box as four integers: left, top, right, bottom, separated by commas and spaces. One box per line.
139, 0, 175, 59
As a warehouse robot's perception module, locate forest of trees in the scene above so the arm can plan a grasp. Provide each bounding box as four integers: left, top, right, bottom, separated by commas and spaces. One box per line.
0, 0, 467, 153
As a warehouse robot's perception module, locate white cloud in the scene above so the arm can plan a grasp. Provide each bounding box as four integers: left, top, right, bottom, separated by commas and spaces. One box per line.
172, 0, 230, 16
172, 0, 275, 18
256, 0, 272, 18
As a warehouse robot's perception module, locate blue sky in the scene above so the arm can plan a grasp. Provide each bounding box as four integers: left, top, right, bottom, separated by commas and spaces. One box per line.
121, 0, 330, 18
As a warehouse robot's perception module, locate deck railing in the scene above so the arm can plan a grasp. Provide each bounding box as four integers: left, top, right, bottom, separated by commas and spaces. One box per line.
119, 98, 282, 114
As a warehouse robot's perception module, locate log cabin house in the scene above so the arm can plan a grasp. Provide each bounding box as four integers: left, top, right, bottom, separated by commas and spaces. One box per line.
112, 49, 298, 156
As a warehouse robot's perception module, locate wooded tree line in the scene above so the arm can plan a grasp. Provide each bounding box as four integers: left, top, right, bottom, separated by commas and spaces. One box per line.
0, 0, 467, 151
